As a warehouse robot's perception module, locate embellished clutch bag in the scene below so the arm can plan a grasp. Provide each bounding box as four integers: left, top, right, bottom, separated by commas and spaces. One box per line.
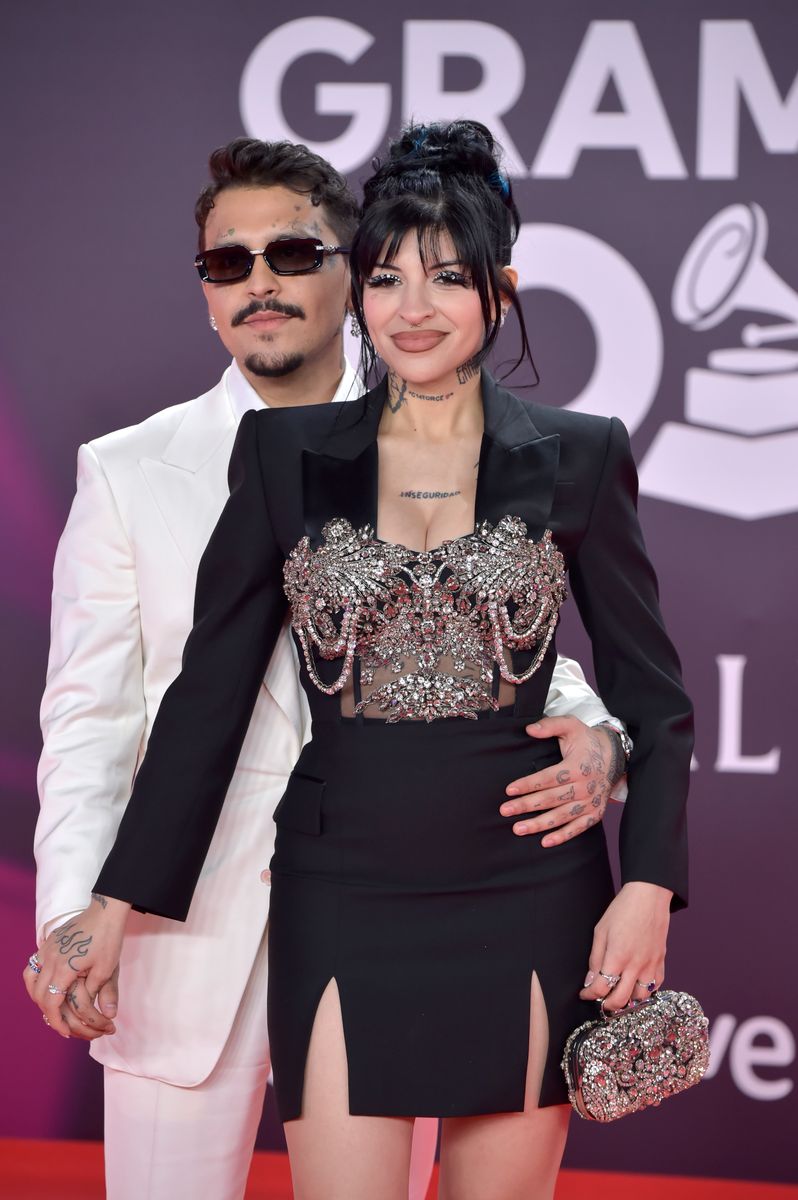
561, 989, 710, 1121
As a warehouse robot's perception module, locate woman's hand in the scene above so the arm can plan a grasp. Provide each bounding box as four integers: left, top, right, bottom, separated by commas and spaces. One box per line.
24, 893, 130, 1038
580, 881, 671, 1012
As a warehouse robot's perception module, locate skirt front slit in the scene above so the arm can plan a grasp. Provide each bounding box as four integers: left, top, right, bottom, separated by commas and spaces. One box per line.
266, 714, 614, 1121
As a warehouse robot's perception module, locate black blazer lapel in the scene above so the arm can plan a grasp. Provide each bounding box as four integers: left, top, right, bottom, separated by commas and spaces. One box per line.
300, 378, 386, 546
301, 373, 560, 548
302, 443, 378, 547
476, 374, 561, 539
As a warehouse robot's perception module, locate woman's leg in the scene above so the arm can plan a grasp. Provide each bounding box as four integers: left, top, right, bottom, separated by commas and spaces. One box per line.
409, 1117, 439, 1200
283, 979, 415, 1200
438, 973, 570, 1200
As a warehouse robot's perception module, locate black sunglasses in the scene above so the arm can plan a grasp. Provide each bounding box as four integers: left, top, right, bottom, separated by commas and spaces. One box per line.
194, 238, 349, 283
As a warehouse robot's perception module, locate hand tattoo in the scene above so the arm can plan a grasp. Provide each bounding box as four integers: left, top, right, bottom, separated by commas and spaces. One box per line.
586, 730, 609, 780
54, 922, 93, 971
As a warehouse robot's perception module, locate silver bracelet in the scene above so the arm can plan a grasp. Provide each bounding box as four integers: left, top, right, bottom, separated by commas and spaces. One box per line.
595, 721, 632, 763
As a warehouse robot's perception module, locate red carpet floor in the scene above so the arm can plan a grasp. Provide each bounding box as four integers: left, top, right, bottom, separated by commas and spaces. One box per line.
2, 1140, 796, 1199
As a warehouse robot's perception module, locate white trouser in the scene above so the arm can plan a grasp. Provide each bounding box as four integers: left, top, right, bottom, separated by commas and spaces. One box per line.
104, 929, 438, 1200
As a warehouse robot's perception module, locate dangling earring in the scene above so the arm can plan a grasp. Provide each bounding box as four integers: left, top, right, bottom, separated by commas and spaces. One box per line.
349, 312, 361, 337
209, 314, 218, 332
500, 309, 507, 327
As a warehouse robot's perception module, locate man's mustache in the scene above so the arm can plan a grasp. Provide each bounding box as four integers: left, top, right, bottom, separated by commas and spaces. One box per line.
232, 300, 306, 327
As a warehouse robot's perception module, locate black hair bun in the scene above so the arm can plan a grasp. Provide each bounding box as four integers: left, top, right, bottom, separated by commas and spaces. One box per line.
364, 120, 512, 206
391, 120, 496, 170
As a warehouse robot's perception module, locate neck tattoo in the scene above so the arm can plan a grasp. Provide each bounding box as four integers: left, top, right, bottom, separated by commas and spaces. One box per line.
387, 372, 408, 413
456, 358, 479, 385
407, 388, 454, 403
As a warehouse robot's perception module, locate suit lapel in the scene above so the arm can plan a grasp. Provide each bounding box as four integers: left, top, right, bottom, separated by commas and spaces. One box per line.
300, 377, 386, 546
300, 372, 560, 545
476, 374, 561, 538
139, 381, 236, 571
139, 374, 303, 739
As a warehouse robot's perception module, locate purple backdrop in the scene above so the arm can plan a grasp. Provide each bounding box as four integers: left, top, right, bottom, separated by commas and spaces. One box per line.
3, 0, 796, 1184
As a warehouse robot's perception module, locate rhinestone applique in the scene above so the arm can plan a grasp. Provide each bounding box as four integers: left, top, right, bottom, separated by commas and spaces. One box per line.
283, 515, 567, 722
561, 990, 710, 1122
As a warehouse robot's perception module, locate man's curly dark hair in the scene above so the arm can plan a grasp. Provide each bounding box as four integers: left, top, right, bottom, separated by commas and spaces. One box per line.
195, 137, 359, 249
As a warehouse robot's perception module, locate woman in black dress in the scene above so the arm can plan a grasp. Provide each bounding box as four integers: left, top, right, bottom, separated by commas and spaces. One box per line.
42, 123, 692, 1199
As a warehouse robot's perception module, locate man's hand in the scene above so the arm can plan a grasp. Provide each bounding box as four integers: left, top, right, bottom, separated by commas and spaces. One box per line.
23, 894, 129, 1038
500, 716, 625, 847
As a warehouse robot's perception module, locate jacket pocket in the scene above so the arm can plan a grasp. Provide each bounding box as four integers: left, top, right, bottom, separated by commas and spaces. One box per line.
273, 772, 325, 835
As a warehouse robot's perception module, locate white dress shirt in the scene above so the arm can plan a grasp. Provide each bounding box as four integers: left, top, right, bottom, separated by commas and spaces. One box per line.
225, 355, 362, 420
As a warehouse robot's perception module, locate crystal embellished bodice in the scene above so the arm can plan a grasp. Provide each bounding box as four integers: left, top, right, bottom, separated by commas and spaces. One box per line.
283, 515, 567, 722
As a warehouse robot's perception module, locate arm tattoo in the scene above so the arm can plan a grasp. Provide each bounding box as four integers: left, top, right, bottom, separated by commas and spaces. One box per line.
91, 893, 108, 909
604, 731, 626, 787
456, 358, 479, 385
400, 489, 461, 500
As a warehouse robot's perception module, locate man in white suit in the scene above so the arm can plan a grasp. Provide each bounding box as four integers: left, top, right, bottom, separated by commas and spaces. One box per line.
30, 139, 628, 1200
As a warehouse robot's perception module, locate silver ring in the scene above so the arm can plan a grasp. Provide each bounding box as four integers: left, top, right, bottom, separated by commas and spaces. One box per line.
28, 953, 42, 974
636, 979, 658, 993
47, 983, 69, 996
598, 970, 621, 987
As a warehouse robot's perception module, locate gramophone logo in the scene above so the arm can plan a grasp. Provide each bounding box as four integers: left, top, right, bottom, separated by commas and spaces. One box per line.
639, 203, 798, 520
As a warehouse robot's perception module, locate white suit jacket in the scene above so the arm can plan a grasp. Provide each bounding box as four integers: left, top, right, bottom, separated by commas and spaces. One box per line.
35, 360, 621, 1086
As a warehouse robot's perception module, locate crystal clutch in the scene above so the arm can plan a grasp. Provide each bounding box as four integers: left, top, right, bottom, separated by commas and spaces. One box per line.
561, 989, 710, 1121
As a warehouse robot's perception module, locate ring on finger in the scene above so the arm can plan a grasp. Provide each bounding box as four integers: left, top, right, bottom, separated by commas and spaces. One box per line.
598, 970, 622, 987
47, 983, 70, 996
28, 953, 43, 974
635, 978, 658, 993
